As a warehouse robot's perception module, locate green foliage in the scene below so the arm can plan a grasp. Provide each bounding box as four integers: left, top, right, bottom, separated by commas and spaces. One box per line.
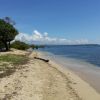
30, 44, 45, 49
0, 54, 28, 78
30, 44, 35, 49
11, 41, 45, 50
0, 41, 5, 48
4, 17, 16, 25
11, 41, 30, 50
0, 19, 18, 41
0, 54, 28, 65
0, 18, 18, 51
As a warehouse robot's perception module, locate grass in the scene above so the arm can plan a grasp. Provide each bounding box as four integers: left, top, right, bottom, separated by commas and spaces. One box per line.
0, 54, 29, 78
0, 54, 28, 65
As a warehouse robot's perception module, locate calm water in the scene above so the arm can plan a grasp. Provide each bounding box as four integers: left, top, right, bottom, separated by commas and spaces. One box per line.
39, 45, 100, 67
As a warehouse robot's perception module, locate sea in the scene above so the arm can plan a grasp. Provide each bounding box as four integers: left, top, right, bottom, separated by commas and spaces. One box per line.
39, 44, 100, 67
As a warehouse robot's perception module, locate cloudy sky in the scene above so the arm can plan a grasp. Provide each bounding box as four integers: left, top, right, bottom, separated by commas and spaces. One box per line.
0, 0, 100, 44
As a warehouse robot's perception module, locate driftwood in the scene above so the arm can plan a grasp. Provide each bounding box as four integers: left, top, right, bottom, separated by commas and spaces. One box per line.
34, 57, 49, 62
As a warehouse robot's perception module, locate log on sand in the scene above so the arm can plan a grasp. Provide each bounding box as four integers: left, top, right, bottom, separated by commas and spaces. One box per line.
34, 57, 49, 62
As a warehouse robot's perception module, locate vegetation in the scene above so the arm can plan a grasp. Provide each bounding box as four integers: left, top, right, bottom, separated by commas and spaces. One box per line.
0, 17, 18, 51
11, 40, 45, 50
0, 54, 28, 78
11, 41, 30, 50
0, 41, 5, 50
0, 17, 45, 51
30, 44, 45, 49
0, 54, 28, 65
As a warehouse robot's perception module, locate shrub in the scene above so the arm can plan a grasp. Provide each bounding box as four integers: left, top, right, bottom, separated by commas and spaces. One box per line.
11, 41, 30, 50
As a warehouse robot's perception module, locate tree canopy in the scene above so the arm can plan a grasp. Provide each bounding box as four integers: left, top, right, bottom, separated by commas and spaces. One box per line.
0, 18, 18, 51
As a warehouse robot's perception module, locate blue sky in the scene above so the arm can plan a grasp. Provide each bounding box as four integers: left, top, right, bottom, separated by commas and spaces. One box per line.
0, 0, 100, 44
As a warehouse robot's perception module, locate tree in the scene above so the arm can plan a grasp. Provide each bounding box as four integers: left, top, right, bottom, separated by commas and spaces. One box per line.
4, 17, 16, 25
0, 18, 18, 51
0, 40, 5, 51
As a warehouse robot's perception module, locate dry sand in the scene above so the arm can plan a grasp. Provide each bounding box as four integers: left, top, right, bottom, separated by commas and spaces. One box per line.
0, 49, 100, 100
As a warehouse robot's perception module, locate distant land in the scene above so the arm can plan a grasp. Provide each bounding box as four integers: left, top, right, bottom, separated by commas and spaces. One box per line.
45, 44, 100, 47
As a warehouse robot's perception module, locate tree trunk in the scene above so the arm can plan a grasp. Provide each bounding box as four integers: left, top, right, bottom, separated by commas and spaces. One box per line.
4, 42, 9, 51
8, 41, 10, 50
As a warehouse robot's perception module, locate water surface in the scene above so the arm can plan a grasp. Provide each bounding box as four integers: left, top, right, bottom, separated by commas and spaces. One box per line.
40, 45, 100, 67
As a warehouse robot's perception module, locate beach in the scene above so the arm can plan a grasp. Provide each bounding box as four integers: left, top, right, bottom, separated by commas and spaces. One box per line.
0, 49, 100, 100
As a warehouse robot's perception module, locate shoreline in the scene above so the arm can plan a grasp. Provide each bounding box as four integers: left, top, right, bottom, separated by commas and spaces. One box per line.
48, 60, 100, 100
38, 51, 100, 99
0, 49, 100, 100
39, 51, 100, 93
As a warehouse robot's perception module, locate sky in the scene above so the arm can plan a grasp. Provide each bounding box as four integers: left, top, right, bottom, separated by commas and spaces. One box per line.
0, 0, 100, 44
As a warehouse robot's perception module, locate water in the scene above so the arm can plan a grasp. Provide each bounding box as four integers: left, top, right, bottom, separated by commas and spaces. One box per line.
39, 45, 100, 67
39, 45, 100, 93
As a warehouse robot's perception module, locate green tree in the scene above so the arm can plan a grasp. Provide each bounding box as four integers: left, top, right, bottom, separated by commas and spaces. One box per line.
0, 41, 4, 50
0, 18, 18, 51
4, 17, 16, 25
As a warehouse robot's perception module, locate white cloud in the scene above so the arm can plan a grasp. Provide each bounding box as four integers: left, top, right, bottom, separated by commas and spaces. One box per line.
15, 33, 32, 42
44, 32, 48, 37
15, 30, 90, 45
33, 30, 43, 39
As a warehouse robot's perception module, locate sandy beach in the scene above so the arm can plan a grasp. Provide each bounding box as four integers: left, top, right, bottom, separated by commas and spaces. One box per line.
0, 49, 100, 100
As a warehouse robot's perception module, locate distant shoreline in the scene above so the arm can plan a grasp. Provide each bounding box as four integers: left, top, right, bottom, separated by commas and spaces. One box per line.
44, 44, 100, 46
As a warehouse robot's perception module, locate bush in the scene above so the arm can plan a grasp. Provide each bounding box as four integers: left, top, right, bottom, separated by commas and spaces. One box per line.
30, 44, 45, 49
11, 41, 30, 50
11, 40, 45, 51
30, 44, 35, 49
